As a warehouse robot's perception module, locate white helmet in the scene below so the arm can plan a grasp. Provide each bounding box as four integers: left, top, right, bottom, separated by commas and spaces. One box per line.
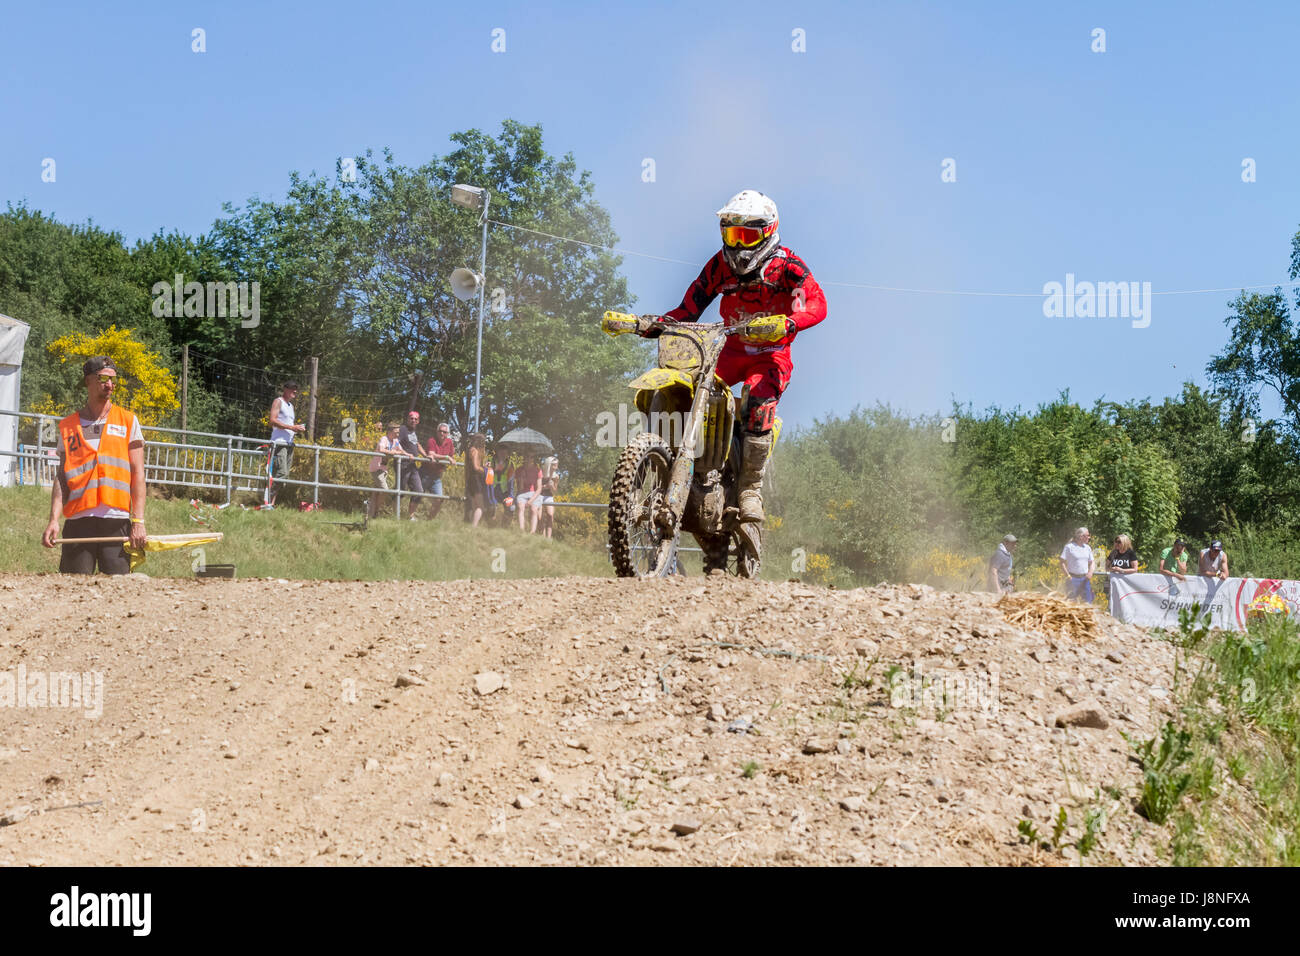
716, 189, 780, 275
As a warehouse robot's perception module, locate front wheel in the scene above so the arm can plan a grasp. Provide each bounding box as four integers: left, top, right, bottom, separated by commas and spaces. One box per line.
608, 433, 678, 577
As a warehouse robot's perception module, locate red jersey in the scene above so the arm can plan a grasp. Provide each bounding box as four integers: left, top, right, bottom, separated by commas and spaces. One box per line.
665, 247, 827, 356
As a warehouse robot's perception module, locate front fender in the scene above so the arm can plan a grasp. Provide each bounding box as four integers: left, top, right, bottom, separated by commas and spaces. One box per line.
629, 368, 695, 392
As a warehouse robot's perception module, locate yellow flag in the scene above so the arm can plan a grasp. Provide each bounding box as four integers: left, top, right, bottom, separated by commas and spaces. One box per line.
124, 533, 223, 572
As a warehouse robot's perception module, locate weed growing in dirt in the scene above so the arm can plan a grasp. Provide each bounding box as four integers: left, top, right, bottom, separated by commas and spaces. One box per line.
1127, 721, 1194, 825
741, 761, 760, 779
1076, 807, 1105, 857
1123, 608, 1300, 864
1020, 804, 1108, 860
1051, 807, 1069, 849
839, 659, 873, 692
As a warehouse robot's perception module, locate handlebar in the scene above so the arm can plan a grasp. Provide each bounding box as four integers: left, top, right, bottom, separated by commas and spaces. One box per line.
601, 310, 788, 342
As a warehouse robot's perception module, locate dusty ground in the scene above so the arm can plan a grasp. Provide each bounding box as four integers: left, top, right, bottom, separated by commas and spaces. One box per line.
0, 574, 1180, 866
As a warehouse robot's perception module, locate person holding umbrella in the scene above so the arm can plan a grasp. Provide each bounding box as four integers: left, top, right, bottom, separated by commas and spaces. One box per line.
495, 427, 554, 533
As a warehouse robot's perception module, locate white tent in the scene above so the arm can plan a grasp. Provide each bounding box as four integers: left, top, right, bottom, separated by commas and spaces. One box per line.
0, 313, 31, 488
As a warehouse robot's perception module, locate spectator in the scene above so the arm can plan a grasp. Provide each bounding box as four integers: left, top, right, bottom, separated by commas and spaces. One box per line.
367, 422, 409, 519
1158, 538, 1190, 581
1199, 539, 1229, 580
487, 448, 515, 526
420, 421, 456, 519
1059, 527, 1095, 603
515, 454, 542, 532
463, 433, 487, 527
1107, 534, 1140, 574
986, 534, 1017, 594
41, 356, 148, 574
529, 456, 560, 539
267, 382, 305, 507
395, 411, 427, 516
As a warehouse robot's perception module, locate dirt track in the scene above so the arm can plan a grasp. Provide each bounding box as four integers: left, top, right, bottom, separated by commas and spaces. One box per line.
0, 574, 1178, 865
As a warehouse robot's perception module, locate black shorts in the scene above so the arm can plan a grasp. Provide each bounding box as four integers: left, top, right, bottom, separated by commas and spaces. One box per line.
60, 516, 131, 575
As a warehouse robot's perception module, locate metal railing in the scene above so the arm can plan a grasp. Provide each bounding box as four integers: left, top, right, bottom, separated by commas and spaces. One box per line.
0, 408, 608, 519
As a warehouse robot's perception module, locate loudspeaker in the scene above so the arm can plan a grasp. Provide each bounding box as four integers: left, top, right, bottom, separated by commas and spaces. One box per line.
450, 267, 484, 302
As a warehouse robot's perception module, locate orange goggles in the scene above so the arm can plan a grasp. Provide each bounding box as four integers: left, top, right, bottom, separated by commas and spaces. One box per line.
720, 221, 775, 248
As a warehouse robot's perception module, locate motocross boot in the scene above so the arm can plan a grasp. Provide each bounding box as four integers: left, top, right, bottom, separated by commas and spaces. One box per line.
737, 432, 772, 523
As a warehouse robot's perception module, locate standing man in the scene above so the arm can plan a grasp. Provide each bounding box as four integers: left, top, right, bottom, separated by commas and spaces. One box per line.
1199, 540, 1229, 580
396, 410, 427, 517
267, 382, 305, 507
420, 421, 456, 519
986, 534, 1017, 594
1059, 527, 1096, 603
41, 356, 147, 574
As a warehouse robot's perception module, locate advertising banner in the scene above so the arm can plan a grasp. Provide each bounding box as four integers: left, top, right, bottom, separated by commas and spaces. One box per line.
1108, 572, 1298, 631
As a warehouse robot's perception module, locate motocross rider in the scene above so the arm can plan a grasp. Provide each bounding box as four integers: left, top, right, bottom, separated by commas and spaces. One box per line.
638, 189, 827, 525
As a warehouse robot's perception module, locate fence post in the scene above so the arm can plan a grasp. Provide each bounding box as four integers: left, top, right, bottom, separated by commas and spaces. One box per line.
306, 356, 319, 442
313, 446, 320, 507
395, 457, 403, 519
225, 436, 233, 505
181, 344, 189, 443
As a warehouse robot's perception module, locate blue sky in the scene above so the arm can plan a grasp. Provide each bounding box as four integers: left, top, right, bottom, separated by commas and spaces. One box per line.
3, 0, 1298, 429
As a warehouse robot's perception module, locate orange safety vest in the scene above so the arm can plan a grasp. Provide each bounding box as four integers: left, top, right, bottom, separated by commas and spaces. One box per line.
59, 404, 135, 517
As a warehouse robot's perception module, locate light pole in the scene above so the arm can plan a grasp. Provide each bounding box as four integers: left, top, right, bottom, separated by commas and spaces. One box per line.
449, 184, 490, 435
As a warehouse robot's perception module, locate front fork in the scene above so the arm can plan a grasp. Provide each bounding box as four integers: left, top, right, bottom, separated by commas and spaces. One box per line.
650, 375, 717, 573
656, 381, 710, 530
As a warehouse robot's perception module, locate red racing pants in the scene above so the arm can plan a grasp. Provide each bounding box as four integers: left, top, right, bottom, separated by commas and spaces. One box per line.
716, 347, 792, 433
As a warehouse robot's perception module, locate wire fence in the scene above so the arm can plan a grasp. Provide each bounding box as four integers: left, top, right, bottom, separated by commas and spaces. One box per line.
0, 408, 609, 520
185, 349, 461, 447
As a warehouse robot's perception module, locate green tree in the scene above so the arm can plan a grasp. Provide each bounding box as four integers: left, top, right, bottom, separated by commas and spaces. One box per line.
1110, 384, 1300, 538
771, 406, 958, 581
204, 122, 645, 476
347, 122, 643, 451
953, 395, 1180, 562
0, 203, 179, 413
1207, 227, 1300, 437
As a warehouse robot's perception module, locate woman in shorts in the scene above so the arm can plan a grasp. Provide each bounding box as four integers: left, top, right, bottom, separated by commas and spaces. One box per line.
529, 456, 559, 538
367, 422, 406, 518
515, 454, 542, 532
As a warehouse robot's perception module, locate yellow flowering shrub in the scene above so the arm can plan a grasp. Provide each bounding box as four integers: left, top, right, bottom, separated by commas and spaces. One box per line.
824, 498, 854, 522
302, 396, 386, 510
43, 325, 179, 426
554, 480, 607, 545
806, 551, 834, 586
1021, 555, 1066, 592
911, 549, 987, 591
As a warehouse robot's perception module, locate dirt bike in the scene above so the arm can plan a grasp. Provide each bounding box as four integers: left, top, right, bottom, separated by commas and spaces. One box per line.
601, 311, 785, 578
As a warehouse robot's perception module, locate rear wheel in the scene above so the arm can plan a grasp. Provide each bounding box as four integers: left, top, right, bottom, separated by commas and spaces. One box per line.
608, 433, 678, 577
700, 527, 761, 578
